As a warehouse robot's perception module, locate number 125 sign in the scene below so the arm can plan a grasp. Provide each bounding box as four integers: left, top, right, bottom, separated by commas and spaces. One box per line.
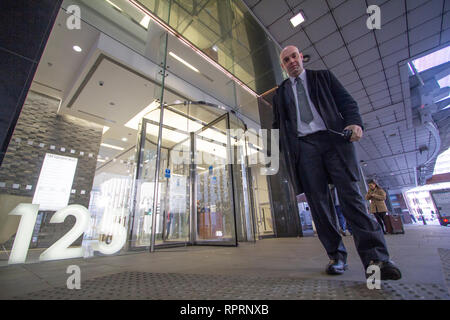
8, 204, 127, 264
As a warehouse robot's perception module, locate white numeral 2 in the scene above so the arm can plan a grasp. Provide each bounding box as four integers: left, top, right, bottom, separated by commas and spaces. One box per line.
40, 205, 90, 261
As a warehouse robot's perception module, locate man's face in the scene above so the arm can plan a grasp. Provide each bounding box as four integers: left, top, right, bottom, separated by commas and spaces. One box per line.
280, 46, 303, 78
369, 183, 376, 190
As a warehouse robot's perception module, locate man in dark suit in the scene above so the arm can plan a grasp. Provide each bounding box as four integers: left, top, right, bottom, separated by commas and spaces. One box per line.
272, 45, 401, 280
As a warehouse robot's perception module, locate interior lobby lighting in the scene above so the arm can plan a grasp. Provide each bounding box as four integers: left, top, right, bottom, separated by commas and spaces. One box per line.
100, 143, 124, 151
105, 0, 123, 11
121, 137, 128, 142
102, 126, 110, 134
97, 159, 106, 163
169, 52, 199, 73
212, 45, 218, 52
140, 15, 151, 28
73, 45, 82, 52
125, 100, 159, 130
290, 12, 305, 27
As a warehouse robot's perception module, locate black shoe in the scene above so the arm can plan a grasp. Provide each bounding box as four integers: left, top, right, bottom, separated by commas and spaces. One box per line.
326, 259, 348, 275
366, 260, 402, 280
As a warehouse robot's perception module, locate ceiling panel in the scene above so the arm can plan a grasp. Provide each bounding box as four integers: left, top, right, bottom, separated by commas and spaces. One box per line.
346, 81, 364, 94
301, 45, 320, 64
374, 17, 407, 44
379, 34, 408, 58
304, 14, 337, 42
382, 49, 409, 68
391, 93, 404, 103
269, 13, 300, 43
366, 81, 388, 96
339, 71, 360, 86
281, 29, 312, 49
314, 32, 344, 56
306, 59, 327, 70
329, 59, 355, 77
443, 11, 450, 29
322, 46, 351, 68
407, 0, 444, 29
409, 34, 441, 56
353, 49, 381, 69
384, 65, 400, 79
327, 0, 347, 9
347, 32, 377, 57
408, 17, 442, 44
243, 0, 260, 8
362, 71, 385, 87
390, 84, 403, 95
379, 0, 406, 24
387, 76, 401, 88
340, 15, 371, 43
252, 0, 289, 26
332, 0, 366, 27
372, 97, 392, 109
296, 0, 330, 27
441, 28, 450, 43
358, 60, 383, 78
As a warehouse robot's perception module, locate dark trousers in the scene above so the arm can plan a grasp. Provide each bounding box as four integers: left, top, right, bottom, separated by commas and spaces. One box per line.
296, 131, 390, 267
373, 212, 387, 233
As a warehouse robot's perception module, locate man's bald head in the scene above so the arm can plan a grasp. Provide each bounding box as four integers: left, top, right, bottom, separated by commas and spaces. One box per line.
280, 45, 304, 78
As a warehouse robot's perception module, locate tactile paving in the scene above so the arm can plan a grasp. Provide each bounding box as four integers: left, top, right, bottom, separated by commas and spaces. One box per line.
13, 271, 450, 300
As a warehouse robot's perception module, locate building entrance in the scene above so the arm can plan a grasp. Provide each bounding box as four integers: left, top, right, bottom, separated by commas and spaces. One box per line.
128, 101, 255, 250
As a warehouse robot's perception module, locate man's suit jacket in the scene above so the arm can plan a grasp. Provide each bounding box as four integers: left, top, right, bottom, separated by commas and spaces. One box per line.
272, 69, 363, 195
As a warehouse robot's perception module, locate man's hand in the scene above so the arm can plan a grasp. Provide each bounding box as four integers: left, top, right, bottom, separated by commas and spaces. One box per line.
344, 125, 363, 142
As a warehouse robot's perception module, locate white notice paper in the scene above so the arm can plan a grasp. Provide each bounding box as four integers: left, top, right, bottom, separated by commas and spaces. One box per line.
32, 153, 78, 211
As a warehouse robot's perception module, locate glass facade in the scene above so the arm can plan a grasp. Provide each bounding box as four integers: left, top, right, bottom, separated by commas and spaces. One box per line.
0, 0, 277, 265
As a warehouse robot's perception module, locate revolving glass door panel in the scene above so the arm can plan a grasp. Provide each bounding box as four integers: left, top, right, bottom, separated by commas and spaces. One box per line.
194, 114, 237, 245
129, 115, 166, 249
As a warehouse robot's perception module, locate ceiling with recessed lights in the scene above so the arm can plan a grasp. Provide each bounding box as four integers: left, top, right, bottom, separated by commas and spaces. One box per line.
244, 0, 450, 193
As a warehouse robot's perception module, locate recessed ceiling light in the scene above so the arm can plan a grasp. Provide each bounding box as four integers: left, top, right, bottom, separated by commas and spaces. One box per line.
169, 51, 199, 73
105, 0, 122, 11
100, 143, 124, 151
212, 45, 218, 52
73, 45, 82, 52
140, 15, 151, 28
290, 11, 305, 27
122, 137, 128, 142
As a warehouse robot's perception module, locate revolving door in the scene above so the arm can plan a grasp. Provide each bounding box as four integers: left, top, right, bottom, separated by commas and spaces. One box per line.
128, 102, 255, 250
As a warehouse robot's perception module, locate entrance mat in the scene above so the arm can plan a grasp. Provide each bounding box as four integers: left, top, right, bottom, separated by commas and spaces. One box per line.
13, 271, 449, 300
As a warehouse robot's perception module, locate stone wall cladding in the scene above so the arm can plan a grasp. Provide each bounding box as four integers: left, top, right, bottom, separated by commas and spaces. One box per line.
0, 90, 103, 248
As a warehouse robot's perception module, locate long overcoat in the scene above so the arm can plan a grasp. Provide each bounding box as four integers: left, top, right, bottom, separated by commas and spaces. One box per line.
272, 69, 364, 195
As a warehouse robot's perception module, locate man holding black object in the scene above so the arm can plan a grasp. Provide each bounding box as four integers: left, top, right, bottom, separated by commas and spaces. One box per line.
272, 45, 401, 280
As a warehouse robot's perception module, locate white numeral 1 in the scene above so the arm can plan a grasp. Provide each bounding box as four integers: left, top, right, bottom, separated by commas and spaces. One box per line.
8, 204, 40, 264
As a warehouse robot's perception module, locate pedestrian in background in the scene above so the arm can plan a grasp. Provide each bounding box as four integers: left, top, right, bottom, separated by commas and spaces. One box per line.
365, 179, 388, 234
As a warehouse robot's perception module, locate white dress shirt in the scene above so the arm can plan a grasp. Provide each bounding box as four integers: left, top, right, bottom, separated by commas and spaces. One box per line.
289, 70, 327, 136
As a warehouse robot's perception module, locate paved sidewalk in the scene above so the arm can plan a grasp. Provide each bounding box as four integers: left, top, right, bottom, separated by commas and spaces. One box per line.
1, 224, 449, 299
